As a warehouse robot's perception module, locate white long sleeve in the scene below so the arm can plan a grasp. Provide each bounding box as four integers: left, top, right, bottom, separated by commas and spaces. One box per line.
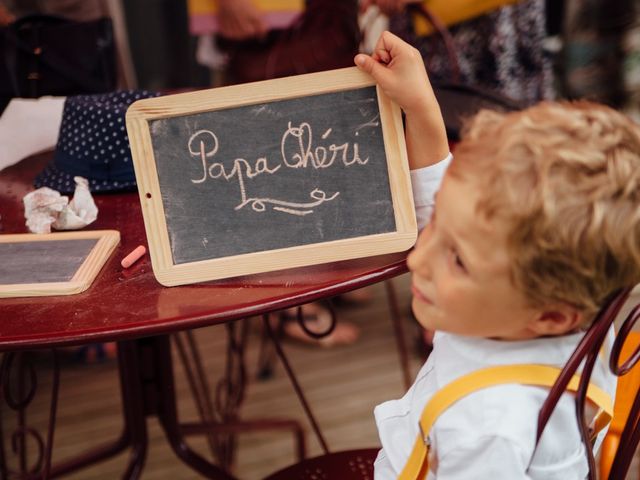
410, 153, 452, 230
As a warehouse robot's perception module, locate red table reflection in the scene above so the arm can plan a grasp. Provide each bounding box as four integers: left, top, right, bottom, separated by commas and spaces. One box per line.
0, 152, 408, 351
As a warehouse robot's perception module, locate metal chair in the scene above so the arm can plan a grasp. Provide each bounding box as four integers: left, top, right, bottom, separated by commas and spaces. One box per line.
535, 287, 640, 480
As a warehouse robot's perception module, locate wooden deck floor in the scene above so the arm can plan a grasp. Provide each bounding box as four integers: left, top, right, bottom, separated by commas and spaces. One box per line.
2, 277, 639, 479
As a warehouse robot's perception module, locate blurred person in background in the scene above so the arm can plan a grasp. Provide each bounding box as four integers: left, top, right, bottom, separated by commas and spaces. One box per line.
360, 0, 553, 105
561, 0, 639, 121
190, 0, 370, 347
3, 0, 104, 21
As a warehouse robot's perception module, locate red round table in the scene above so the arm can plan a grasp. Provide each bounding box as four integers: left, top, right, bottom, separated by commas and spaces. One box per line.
0, 152, 410, 479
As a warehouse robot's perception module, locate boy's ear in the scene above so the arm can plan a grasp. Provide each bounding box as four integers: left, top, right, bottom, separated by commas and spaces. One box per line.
529, 304, 584, 336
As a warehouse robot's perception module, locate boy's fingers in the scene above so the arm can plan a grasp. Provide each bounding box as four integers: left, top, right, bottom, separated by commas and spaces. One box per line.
373, 46, 391, 64
354, 54, 372, 72
354, 54, 391, 84
373, 32, 393, 64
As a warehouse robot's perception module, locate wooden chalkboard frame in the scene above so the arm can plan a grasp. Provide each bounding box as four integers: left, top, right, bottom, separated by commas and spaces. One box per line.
126, 67, 416, 286
0, 230, 120, 298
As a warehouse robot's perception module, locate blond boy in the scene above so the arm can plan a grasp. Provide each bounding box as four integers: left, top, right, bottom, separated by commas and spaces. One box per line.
355, 32, 640, 479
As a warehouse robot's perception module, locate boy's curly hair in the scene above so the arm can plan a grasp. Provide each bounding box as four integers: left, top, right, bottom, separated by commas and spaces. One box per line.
451, 101, 640, 323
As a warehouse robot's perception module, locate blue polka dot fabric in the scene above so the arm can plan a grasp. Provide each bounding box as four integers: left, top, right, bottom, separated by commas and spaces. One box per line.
34, 90, 159, 194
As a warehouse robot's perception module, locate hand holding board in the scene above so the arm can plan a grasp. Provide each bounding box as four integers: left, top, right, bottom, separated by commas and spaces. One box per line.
126, 67, 415, 286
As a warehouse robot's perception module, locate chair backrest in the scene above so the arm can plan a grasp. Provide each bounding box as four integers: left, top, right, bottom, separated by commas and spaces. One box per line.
599, 331, 640, 479
536, 287, 640, 480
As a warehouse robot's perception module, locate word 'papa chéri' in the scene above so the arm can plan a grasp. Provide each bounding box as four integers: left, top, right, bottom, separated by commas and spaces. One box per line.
188, 122, 369, 216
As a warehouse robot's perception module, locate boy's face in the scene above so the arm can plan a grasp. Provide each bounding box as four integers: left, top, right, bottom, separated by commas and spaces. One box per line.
407, 171, 542, 340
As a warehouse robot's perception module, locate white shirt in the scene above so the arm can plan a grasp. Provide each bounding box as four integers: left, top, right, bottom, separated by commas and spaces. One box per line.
411, 154, 451, 231
381, 156, 618, 480
374, 332, 616, 480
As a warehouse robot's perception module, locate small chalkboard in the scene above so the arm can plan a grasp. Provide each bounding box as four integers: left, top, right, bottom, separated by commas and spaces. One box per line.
126, 67, 415, 286
0, 230, 120, 298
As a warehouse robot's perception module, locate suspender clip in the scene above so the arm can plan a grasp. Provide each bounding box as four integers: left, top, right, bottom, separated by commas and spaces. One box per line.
419, 423, 431, 449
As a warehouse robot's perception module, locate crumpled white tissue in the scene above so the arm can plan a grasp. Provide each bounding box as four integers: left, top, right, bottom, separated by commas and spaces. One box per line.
23, 176, 98, 234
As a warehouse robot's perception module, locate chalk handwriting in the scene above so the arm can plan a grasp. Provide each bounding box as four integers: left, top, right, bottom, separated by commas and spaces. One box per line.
281, 122, 369, 169
354, 114, 380, 135
236, 189, 339, 216
187, 121, 370, 216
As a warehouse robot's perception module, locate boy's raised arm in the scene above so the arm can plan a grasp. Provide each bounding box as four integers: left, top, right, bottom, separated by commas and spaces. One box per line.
354, 31, 449, 170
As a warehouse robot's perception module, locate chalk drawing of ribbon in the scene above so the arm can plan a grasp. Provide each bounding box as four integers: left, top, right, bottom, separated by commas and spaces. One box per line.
235, 188, 340, 216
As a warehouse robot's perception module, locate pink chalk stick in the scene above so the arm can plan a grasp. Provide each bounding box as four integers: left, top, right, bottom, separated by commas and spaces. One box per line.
121, 245, 146, 268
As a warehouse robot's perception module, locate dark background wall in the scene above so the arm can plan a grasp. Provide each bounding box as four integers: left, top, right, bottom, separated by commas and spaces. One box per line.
4, 0, 209, 91
122, 0, 208, 90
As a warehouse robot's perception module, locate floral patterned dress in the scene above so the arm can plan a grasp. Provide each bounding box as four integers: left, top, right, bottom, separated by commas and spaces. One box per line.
389, 0, 553, 105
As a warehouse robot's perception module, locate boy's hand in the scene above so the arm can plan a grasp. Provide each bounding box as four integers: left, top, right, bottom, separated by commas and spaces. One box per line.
355, 31, 430, 116
354, 31, 449, 168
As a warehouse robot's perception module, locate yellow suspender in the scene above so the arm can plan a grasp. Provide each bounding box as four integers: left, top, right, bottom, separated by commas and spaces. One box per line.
398, 364, 614, 480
